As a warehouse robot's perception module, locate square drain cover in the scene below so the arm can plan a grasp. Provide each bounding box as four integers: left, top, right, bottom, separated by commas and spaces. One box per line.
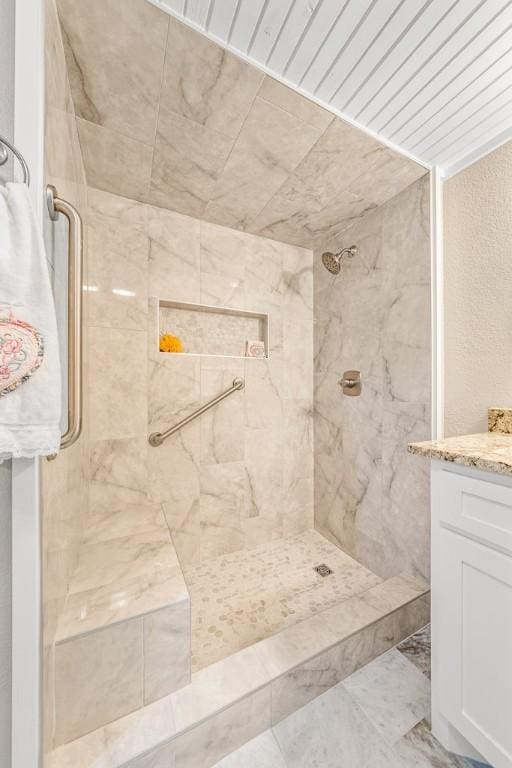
313, 563, 333, 578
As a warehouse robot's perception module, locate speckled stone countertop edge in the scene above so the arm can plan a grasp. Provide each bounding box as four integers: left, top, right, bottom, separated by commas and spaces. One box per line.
408, 432, 512, 477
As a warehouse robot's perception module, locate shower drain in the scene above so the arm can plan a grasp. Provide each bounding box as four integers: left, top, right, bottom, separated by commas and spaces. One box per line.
313, 563, 333, 578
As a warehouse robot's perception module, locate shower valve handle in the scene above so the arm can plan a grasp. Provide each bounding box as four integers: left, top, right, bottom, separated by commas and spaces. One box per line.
338, 370, 362, 396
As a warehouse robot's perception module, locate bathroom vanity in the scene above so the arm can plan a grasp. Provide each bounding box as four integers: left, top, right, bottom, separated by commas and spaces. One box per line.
409, 428, 512, 768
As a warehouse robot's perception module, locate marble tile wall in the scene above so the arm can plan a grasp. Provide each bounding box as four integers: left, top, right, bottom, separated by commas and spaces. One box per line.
314, 175, 431, 581
85, 188, 314, 567
55, 0, 426, 250
42, 0, 89, 752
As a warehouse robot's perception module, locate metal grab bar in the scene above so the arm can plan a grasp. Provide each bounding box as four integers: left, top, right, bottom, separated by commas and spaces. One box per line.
46, 185, 83, 456
149, 377, 244, 447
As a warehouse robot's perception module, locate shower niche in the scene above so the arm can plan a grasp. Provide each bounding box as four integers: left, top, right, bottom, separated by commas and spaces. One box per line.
158, 299, 269, 359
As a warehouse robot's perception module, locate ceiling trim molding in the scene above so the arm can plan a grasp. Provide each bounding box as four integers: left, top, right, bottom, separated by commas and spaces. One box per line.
440, 124, 512, 178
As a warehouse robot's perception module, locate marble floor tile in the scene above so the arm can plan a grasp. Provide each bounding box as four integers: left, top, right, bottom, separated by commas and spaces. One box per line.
212, 640, 474, 768
397, 624, 431, 679
273, 683, 400, 768
211, 730, 287, 768
342, 648, 430, 746
183, 529, 381, 671
394, 720, 470, 768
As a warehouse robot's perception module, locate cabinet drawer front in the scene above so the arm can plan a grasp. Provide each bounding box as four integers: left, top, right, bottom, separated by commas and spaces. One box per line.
438, 470, 512, 553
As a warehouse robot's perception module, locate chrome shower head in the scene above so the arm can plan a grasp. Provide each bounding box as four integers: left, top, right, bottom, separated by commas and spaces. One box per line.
321, 251, 342, 275
321, 245, 357, 275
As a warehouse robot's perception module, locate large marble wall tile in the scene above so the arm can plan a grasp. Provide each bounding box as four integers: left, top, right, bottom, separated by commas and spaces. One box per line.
243, 358, 283, 432
56, 2, 428, 249
380, 403, 431, 579
88, 438, 148, 498
149, 106, 233, 219
313, 176, 430, 579
149, 206, 201, 303
247, 119, 382, 246
45, 0, 73, 113
204, 98, 326, 231
199, 221, 247, 309
56, 0, 168, 143
143, 602, 191, 704
245, 426, 283, 529
45, 108, 83, 184
147, 420, 201, 506
200, 359, 245, 466
88, 326, 147, 441
162, 496, 201, 568
249, 119, 426, 249
77, 118, 153, 202
258, 77, 333, 132
161, 17, 262, 140
200, 461, 247, 560
87, 188, 148, 331
381, 177, 431, 404
148, 355, 200, 427
282, 399, 314, 537
147, 354, 201, 506
82, 501, 165, 546
53, 618, 144, 745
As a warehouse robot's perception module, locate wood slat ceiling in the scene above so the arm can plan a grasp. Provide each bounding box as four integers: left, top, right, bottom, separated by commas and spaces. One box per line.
149, 0, 512, 175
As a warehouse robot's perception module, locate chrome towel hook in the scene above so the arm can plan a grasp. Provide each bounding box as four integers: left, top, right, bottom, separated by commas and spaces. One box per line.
0, 133, 30, 185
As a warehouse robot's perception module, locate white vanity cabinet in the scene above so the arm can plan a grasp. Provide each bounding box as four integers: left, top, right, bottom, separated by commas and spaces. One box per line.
431, 462, 512, 768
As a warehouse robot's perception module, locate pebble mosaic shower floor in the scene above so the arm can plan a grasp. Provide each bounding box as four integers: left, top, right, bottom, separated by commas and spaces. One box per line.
183, 529, 383, 671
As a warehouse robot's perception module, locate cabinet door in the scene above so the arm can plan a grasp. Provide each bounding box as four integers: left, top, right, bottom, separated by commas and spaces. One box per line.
439, 528, 512, 768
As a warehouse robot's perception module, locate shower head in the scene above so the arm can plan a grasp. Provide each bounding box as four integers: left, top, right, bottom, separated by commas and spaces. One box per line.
321, 245, 358, 275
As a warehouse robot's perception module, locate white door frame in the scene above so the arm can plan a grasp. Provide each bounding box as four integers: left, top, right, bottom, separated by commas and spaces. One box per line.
431, 166, 444, 441
11, 1, 45, 767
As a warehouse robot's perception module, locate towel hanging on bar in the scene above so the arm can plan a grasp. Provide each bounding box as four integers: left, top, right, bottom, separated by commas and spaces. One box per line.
0, 183, 61, 460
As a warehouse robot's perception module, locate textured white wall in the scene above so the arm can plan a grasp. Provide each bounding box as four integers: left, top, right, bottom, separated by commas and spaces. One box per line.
0, 0, 15, 762
444, 141, 512, 436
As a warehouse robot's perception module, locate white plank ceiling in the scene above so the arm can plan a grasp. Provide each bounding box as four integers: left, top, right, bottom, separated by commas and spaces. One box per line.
148, 0, 512, 175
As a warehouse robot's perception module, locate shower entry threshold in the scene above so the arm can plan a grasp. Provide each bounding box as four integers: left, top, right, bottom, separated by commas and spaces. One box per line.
48, 565, 429, 768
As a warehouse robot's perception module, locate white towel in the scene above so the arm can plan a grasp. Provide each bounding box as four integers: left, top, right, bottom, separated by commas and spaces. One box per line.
0, 182, 61, 460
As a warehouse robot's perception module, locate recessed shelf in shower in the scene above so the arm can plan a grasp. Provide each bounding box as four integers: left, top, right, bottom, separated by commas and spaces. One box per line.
158, 299, 269, 359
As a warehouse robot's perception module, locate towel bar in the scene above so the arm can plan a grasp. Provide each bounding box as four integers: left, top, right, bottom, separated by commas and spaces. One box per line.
0, 133, 30, 185
46, 185, 83, 457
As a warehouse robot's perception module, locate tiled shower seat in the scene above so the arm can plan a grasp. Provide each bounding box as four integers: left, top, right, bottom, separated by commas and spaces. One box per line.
47, 573, 430, 768
51, 504, 191, 747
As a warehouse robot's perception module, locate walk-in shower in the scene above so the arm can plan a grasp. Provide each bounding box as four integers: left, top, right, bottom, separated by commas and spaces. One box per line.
321, 244, 358, 274
40, 1, 432, 763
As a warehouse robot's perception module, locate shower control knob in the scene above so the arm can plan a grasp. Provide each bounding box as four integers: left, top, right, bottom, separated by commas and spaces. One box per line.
338, 370, 362, 396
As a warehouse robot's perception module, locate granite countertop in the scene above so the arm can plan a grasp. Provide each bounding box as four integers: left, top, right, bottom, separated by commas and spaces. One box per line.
408, 408, 512, 477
